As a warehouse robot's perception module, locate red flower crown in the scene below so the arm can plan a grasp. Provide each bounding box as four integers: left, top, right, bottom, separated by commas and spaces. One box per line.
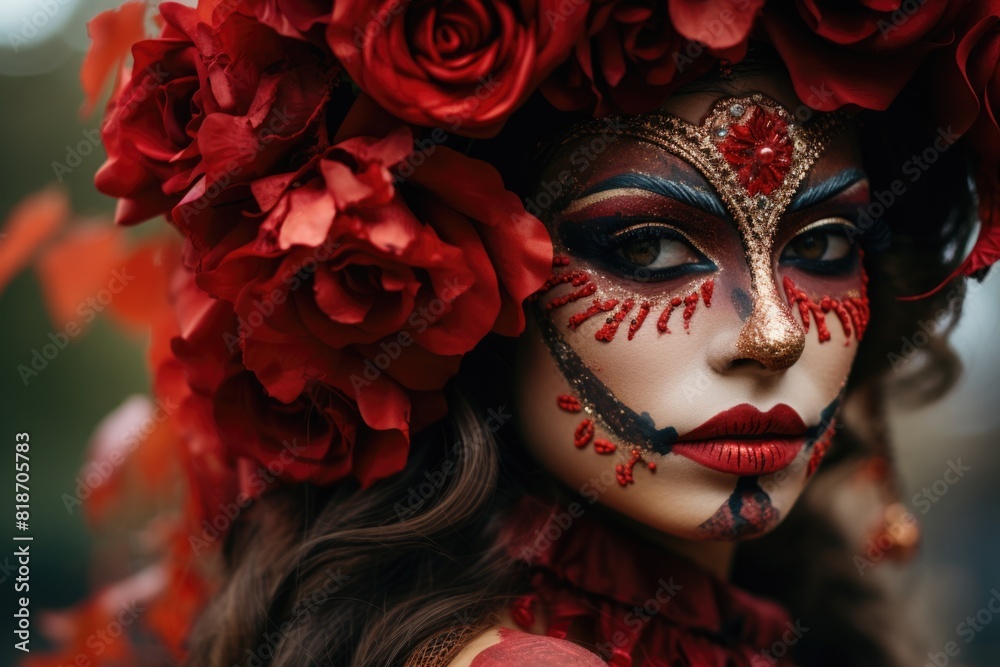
27, 0, 1000, 662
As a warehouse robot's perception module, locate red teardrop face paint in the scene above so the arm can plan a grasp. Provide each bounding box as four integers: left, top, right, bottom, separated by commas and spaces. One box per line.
515, 86, 875, 542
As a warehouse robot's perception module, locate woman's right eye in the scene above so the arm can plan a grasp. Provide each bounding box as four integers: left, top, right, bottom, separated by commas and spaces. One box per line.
613, 226, 699, 270
558, 215, 716, 282
592, 221, 715, 281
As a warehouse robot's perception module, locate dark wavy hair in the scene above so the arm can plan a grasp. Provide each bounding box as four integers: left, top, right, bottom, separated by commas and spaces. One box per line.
183, 48, 981, 667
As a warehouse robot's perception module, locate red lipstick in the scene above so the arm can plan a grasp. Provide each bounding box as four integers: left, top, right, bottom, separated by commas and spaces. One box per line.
671, 404, 807, 475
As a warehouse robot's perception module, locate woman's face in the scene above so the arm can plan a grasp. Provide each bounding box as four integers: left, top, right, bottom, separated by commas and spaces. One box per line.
515, 76, 870, 541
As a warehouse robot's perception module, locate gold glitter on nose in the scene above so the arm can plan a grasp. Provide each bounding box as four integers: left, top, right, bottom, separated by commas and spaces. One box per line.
734, 218, 806, 371
735, 275, 805, 371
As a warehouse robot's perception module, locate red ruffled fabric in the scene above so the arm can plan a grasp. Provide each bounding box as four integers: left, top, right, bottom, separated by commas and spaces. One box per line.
504, 497, 797, 667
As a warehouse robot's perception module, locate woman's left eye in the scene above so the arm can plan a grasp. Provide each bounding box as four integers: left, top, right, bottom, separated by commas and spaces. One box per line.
780, 222, 857, 273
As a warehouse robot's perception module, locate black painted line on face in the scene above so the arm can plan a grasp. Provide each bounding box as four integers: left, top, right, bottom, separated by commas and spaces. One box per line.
804, 394, 843, 451
730, 476, 758, 515
533, 307, 678, 455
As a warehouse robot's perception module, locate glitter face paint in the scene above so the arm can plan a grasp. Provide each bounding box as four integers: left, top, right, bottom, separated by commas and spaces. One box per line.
535, 94, 854, 463
554, 95, 848, 372
534, 255, 716, 342
540, 312, 679, 454
783, 272, 871, 345
514, 85, 871, 542
557, 391, 657, 486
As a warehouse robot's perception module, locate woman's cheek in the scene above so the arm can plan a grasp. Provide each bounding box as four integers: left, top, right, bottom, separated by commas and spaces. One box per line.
777, 260, 871, 348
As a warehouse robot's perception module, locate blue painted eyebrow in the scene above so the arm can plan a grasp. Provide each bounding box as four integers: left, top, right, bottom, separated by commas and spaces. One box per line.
788, 168, 868, 212
581, 173, 728, 218
581, 169, 867, 218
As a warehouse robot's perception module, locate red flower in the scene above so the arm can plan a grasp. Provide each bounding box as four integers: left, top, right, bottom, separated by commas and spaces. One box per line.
95, 2, 336, 229
718, 105, 793, 197
541, 0, 758, 114
185, 106, 550, 486
327, 0, 585, 136
171, 286, 416, 489
761, 0, 957, 111
669, 0, 763, 50
932, 0, 1000, 159
919, 0, 1000, 282
235, 0, 334, 42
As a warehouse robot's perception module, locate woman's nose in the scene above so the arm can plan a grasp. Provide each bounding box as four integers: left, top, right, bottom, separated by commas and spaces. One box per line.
734, 282, 806, 371
707, 269, 806, 374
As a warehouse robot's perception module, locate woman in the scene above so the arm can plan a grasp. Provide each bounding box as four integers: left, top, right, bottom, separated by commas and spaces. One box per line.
40, 0, 999, 666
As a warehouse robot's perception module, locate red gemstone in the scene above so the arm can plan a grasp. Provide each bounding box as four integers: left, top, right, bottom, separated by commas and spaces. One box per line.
756, 145, 775, 164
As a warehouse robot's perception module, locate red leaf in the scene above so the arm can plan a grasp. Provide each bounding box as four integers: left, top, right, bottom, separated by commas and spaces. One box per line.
0, 186, 68, 294
34, 224, 126, 331
106, 238, 182, 330
81, 1, 148, 115
84, 395, 179, 525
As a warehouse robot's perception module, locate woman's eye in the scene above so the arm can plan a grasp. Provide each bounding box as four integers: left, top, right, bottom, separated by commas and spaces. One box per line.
616, 236, 697, 269
558, 218, 715, 281
780, 222, 857, 273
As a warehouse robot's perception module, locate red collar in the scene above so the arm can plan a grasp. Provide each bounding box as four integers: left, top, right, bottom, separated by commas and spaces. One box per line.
503, 496, 799, 667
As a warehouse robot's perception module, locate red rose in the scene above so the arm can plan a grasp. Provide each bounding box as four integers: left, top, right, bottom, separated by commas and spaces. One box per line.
932, 0, 1000, 157
669, 0, 763, 51
327, 0, 586, 136
171, 280, 420, 489
927, 0, 1000, 279
234, 0, 334, 42
187, 105, 550, 484
762, 0, 957, 110
542, 0, 757, 114
96, 1, 336, 232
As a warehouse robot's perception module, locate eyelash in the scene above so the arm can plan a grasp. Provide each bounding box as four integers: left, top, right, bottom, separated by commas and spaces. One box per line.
779, 222, 860, 276
561, 217, 716, 281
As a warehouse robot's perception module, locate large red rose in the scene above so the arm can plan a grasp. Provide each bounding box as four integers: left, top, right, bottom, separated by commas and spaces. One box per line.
542, 0, 757, 114
932, 0, 1000, 158
327, 0, 586, 136
185, 104, 550, 484
762, 0, 958, 111
926, 0, 1000, 279
171, 277, 421, 489
96, 1, 336, 230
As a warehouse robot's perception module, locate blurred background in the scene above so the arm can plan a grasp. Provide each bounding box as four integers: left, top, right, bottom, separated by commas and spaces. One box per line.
0, 2, 150, 666
0, 1, 998, 666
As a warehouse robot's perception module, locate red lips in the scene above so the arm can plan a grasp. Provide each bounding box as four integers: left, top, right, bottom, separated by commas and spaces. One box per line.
671, 404, 807, 476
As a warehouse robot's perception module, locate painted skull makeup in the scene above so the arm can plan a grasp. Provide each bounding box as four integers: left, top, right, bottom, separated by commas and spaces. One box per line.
516, 90, 870, 539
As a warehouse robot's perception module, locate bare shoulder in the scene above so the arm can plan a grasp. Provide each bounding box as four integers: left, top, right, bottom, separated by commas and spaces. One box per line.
445, 626, 605, 666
